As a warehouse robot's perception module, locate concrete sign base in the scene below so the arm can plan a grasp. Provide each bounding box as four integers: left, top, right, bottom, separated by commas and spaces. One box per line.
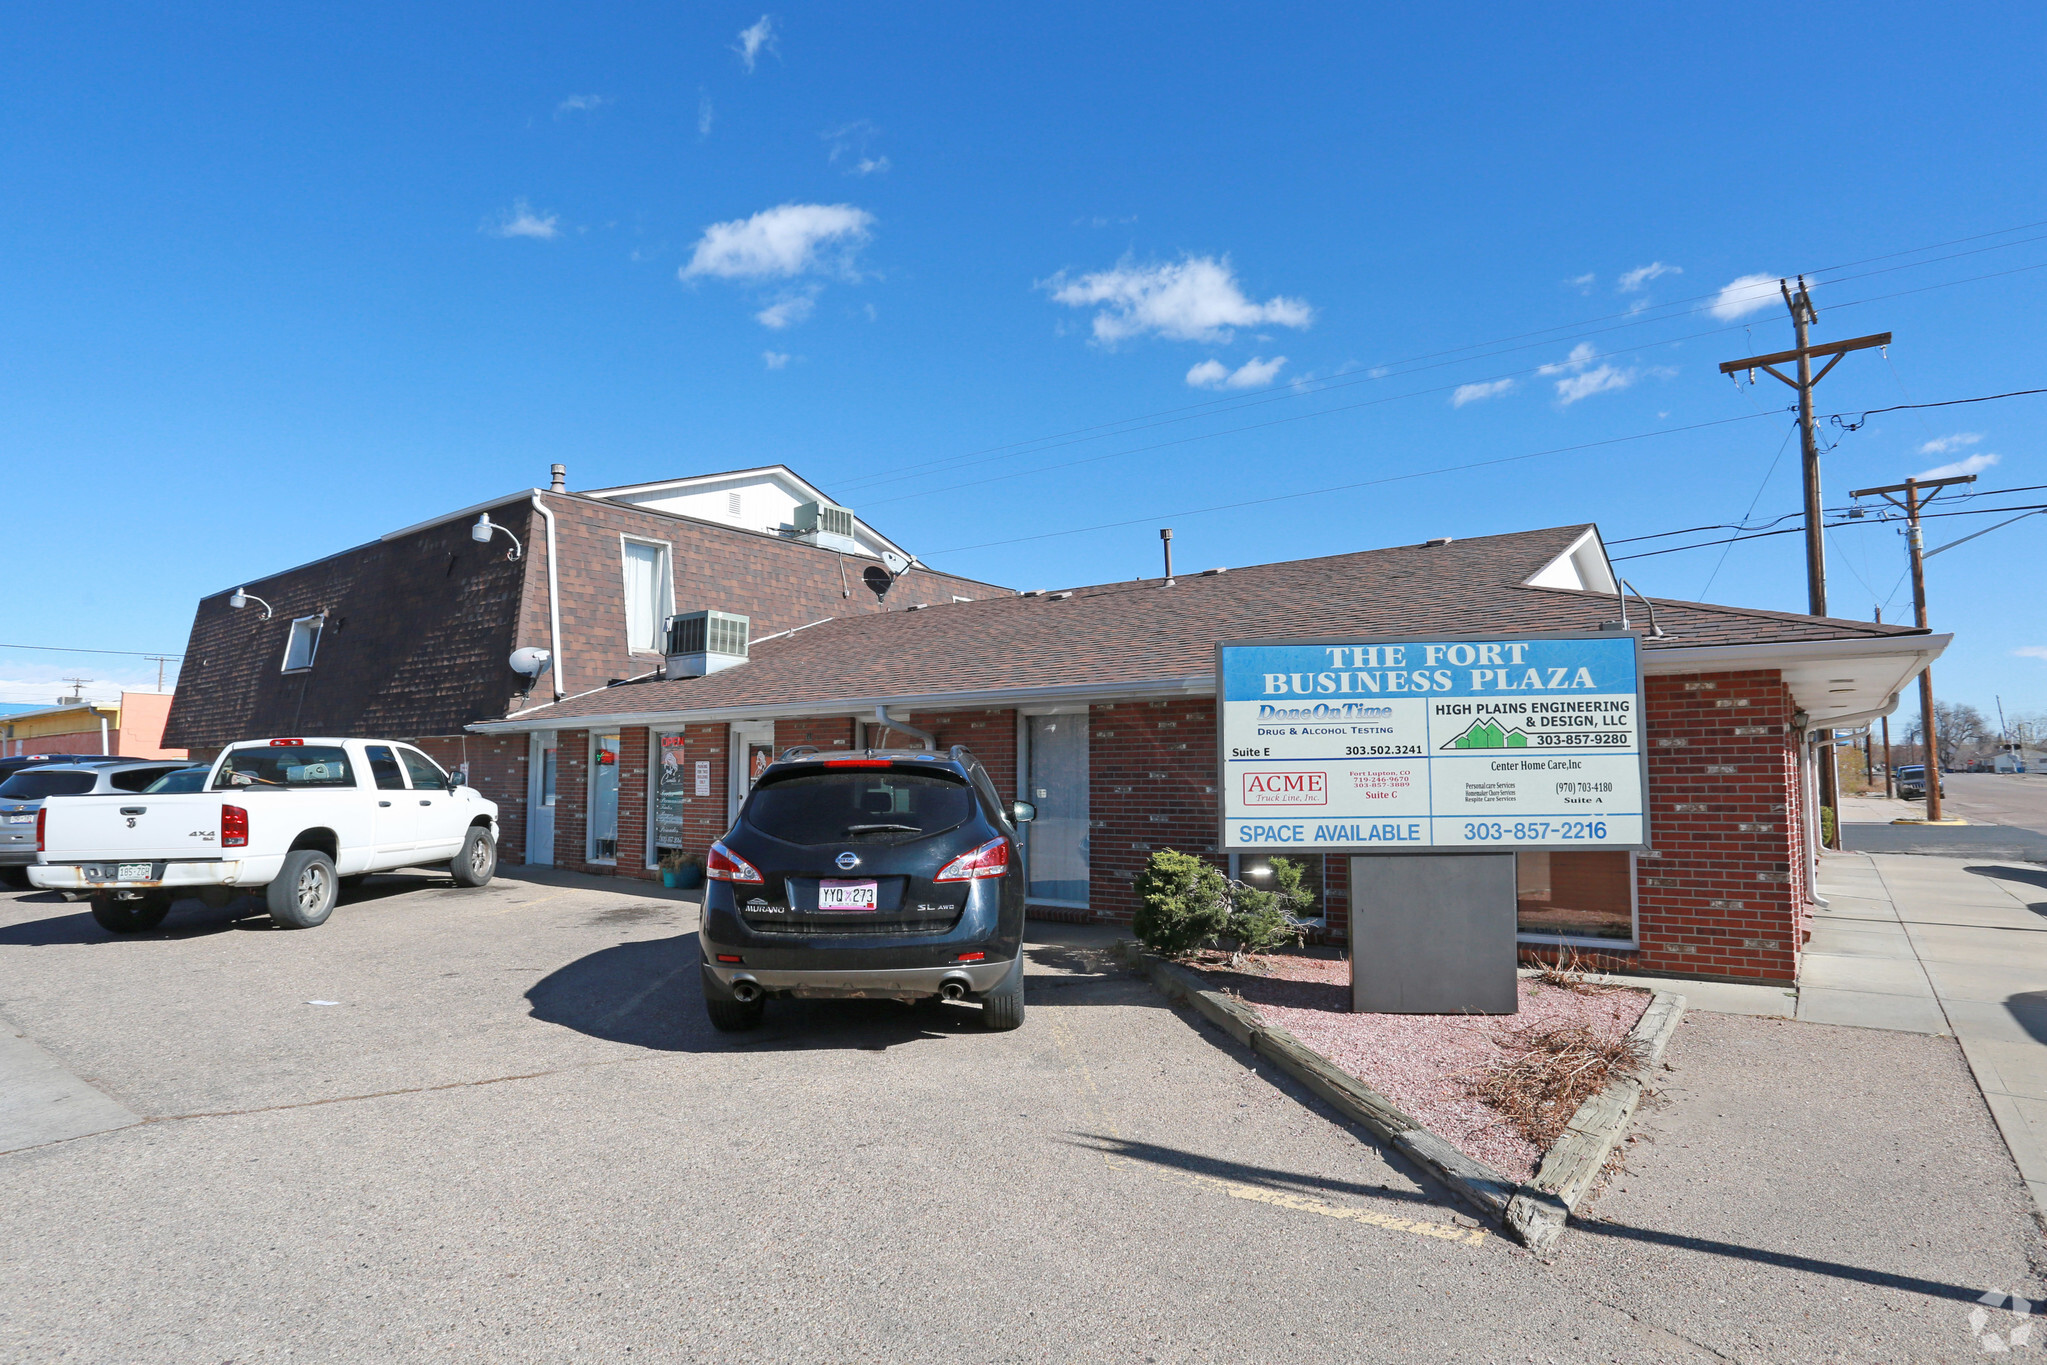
1349, 851, 1519, 1014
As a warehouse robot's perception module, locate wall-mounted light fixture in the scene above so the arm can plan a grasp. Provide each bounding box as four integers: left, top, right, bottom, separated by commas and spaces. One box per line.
228, 588, 273, 620
472, 514, 523, 560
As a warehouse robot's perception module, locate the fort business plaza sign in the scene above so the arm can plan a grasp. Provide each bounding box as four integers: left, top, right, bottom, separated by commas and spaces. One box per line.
1216, 632, 1649, 852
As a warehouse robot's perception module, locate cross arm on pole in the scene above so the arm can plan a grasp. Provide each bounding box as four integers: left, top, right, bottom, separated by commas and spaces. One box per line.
1718, 331, 1893, 377
1848, 473, 1977, 500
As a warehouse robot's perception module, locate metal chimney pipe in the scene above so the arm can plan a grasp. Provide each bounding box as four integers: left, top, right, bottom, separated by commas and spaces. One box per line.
549, 464, 566, 493
1160, 527, 1174, 585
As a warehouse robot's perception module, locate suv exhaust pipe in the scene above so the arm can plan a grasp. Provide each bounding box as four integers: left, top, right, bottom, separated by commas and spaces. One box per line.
730, 979, 763, 1005
938, 977, 970, 1002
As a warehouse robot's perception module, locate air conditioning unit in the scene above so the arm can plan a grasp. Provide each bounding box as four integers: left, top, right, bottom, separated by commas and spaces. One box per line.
793, 499, 861, 554
665, 610, 750, 678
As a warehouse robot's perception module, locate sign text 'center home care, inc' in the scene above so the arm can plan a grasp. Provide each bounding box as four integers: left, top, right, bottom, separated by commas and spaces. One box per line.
1216, 633, 1649, 852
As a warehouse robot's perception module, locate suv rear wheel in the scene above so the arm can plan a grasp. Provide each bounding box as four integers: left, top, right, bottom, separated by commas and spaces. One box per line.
981, 955, 1025, 1031
705, 994, 765, 1032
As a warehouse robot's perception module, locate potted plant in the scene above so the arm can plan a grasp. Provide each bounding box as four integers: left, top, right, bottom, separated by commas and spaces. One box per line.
661, 850, 705, 889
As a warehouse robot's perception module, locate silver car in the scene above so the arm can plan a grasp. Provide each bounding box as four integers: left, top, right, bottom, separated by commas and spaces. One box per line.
0, 760, 195, 884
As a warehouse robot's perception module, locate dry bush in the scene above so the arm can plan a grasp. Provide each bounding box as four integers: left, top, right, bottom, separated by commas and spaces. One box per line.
1531, 946, 1607, 994
1466, 1024, 1647, 1149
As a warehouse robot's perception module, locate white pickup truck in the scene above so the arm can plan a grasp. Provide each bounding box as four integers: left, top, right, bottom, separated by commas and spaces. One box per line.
29, 737, 500, 934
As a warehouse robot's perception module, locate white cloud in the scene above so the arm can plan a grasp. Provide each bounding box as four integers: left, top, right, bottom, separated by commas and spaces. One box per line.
1920, 432, 1983, 455
1043, 255, 1313, 345
2015, 646, 2047, 661
1539, 341, 1637, 404
680, 203, 873, 281
1618, 261, 1681, 292
697, 91, 714, 138
852, 157, 890, 176
486, 198, 560, 240
1451, 377, 1517, 407
1709, 273, 1785, 320
734, 15, 777, 73
556, 94, 607, 116
824, 121, 890, 175
763, 351, 791, 370
1566, 273, 1596, 294
1186, 355, 1287, 390
1918, 452, 1999, 481
755, 294, 816, 329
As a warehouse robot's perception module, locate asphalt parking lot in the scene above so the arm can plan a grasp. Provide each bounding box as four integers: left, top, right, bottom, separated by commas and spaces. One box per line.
1, 867, 2042, 1362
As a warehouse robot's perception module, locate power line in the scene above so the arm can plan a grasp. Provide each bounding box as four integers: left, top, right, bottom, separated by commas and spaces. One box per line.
922, 411, 1774, 557
0, 643, 186, 659
830, 220, 2047, 500
1612, 502, 2047, 561
1830, 387, 2047, 431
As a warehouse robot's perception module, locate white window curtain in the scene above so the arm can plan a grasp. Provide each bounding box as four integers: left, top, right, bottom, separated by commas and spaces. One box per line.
622, 542, 669, 652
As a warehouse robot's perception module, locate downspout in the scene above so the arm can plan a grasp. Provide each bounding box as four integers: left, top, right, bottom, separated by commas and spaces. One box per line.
875, 706, 936, 751
531, 492, 566, 702
98, 708, 110, 755
1800, 726, 1827, 908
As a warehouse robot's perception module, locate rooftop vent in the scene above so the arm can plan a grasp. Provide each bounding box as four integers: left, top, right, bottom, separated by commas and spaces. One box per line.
665, 610, 750, 679
794, 499, 860, 554
1200, 567, 1228, 576
1424, 537, 1453, 547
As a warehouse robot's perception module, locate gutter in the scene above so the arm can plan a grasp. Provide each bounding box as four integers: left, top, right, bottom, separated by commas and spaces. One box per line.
530, 493, 566, 702
874, 706, 936, 750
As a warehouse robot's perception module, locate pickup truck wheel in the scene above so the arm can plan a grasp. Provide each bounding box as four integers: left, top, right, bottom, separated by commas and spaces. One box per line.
449, 826, 496, 888
90, 893, 171, 934
267, 850, 338, 929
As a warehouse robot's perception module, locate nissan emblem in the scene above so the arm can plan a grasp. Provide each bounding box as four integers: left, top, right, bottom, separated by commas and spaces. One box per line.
835, 851, 860, 871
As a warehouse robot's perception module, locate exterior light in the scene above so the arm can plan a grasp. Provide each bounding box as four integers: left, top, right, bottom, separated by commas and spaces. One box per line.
229, 588, 273, 620
472, 514, 523, 560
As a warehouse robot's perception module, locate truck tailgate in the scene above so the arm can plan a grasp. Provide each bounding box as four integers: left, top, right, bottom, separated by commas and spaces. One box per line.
39, 794, 225, 862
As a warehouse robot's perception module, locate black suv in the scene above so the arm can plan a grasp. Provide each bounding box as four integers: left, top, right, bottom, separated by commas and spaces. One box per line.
699, 746, 1034, 1032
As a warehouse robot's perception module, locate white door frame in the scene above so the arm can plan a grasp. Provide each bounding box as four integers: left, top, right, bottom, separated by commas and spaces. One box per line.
728, 720, 776, 825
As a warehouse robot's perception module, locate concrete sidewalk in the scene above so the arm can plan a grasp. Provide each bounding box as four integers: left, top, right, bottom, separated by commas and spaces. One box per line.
1805, 849, 2047, 1216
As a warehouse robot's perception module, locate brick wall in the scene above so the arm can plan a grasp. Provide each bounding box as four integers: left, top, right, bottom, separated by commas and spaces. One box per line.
776, 716, 857, 758
1088, 698, 1221, 922
869, 709, 1018, 802
555, 729, 590, 873
412, 734, 527, 862
678, 724, 731, 857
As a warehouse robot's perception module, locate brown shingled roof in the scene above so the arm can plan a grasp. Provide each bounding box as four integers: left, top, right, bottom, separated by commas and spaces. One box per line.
488, 525, 1925, 725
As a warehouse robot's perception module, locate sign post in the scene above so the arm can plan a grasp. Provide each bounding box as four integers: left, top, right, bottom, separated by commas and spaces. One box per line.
1217, 631, 1648, 1013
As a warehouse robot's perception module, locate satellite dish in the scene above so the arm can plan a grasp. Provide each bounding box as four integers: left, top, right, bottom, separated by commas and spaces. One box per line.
879, 549, 916, 577
508, 647, 552, 677
862, 565, 894, 601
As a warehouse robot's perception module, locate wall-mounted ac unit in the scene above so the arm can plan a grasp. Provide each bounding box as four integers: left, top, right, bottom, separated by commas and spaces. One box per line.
794, 499, 861, 554
665, 610, 750, 678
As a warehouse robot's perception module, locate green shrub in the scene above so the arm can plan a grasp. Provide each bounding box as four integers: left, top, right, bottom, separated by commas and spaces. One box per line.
1132, 849, 1230, 957
1228, 856, 1314, 957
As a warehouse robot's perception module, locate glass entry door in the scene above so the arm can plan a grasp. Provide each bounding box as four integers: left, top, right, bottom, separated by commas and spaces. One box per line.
1025, 713, 1089, 906
526, 731, 557, 866
589, 731, 621, 863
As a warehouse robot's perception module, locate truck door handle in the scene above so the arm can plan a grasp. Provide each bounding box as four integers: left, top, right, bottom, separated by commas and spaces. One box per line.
120, 807, 145, 815
378, 800, 392, 808
419, 800, 432, 806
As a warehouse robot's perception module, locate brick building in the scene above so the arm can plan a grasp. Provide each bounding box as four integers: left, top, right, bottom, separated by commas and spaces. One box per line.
161, 463, 1006, 866
470, 524, 1945, 987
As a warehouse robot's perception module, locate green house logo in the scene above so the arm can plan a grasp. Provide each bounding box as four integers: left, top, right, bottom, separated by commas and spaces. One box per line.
1440, 716, 1529, 750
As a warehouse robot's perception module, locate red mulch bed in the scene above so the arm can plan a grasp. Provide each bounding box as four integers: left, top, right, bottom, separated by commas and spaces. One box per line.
1186, 952, 1649, 1180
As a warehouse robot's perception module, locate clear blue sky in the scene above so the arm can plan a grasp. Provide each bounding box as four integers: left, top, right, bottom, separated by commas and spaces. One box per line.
4, 4, 2042, 726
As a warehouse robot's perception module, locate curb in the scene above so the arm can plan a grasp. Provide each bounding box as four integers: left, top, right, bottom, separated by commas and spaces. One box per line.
1504, 989, 1687, 1256
1112, 942, 1684, 1253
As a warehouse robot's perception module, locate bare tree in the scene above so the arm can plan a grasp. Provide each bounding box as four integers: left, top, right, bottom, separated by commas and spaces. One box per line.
1905, 701, 1990, 769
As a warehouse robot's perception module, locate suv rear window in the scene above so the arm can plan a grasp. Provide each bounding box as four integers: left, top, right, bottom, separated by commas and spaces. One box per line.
746, 769, 975, 843
0, 770, 97, 799
213, 745, 357, 790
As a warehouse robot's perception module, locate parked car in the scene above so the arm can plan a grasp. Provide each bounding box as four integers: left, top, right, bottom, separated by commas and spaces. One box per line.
1895, 765, 1944, 800
143, 765, 211, 794
697, 745, 1034, 1033
0, 754, 144, 785
0, 759, 194, 887
28, 737, 499, 933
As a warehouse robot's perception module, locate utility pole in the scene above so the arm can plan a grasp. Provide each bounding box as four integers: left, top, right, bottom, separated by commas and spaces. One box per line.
59, 676, 91, 705
1849, 472, 1977, 823
1720, 279, 1890, 847
145, 655, 175, 692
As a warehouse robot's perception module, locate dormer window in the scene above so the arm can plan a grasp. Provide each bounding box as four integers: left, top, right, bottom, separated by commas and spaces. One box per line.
620, 537, 675, 654
281, 615, 323, 673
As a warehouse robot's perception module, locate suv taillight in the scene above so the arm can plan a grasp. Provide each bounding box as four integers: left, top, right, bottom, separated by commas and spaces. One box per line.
35, 806, 46, 853
221, 804, 249, 848
935, 836, 1010, 882
705, 840, 762, 883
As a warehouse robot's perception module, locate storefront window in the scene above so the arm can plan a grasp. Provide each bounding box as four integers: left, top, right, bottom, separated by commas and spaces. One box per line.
651, 731, 688, 866
1516, 850, 1634, 943
1232, 853, 1326, 924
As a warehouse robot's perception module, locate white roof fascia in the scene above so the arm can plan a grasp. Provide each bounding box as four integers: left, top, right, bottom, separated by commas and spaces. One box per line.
583, 466, 911, 562
1638, 633, 1947, 673
380, 490, 541, 544
467, 674, 1218, 734
1522, 527, 1618, 595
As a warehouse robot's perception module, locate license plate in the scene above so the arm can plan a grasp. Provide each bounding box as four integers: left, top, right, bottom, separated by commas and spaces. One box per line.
817, 879, 878, 911
118, 863, 151, 881
4, 814, 30, 824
